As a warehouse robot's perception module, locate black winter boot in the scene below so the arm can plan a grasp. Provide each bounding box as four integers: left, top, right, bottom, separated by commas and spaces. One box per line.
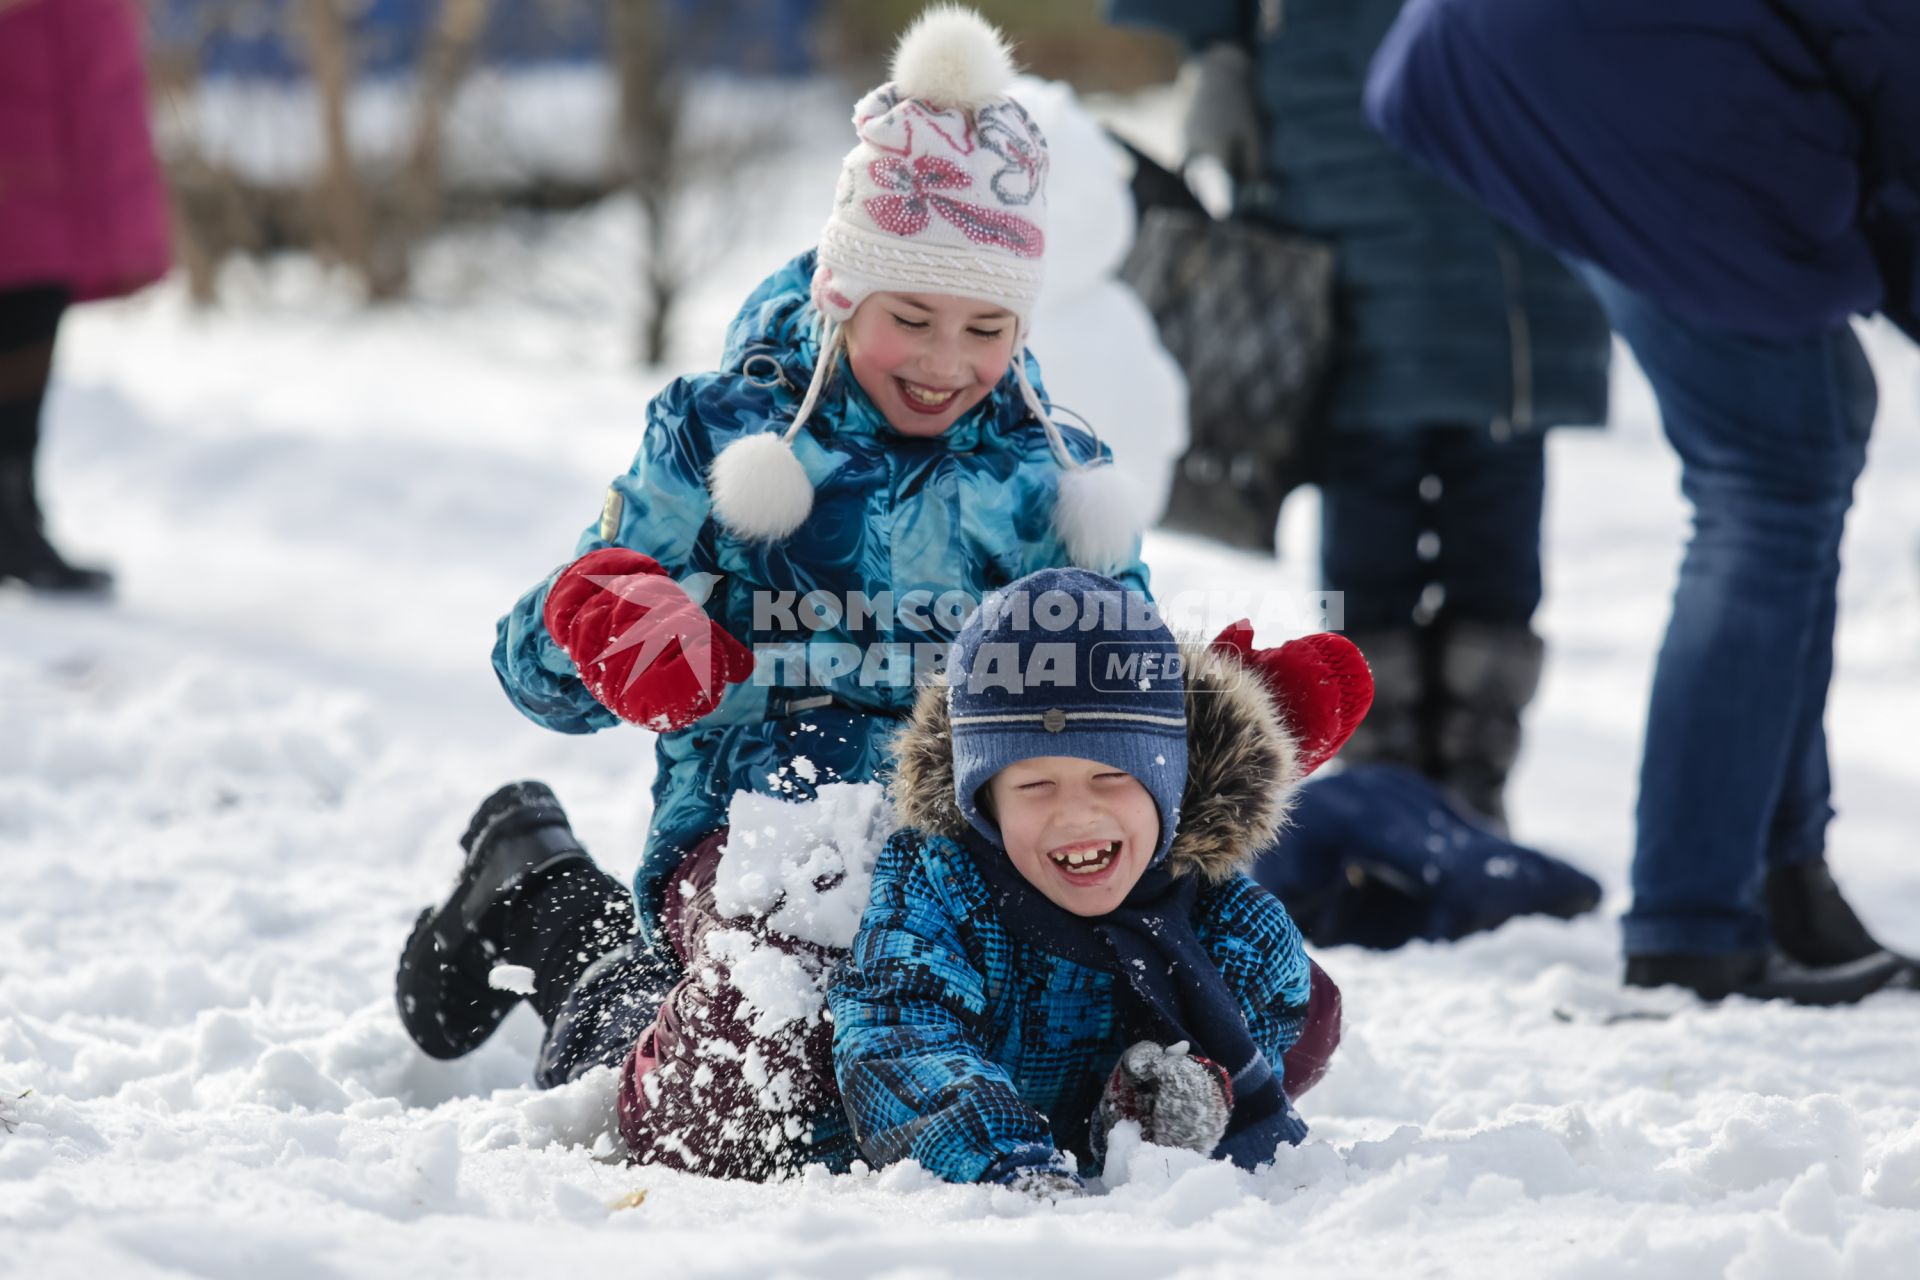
1432, 622, 1544, 834
396, 781, 608, 1059
0, 455, 113, 595
1339, 629, 1430, 773
1767, 857, 1916, 970
1624, 948, 1907, 1006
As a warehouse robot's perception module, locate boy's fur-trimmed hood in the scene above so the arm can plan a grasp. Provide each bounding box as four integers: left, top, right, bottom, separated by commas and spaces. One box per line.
889, 639, 1302, 881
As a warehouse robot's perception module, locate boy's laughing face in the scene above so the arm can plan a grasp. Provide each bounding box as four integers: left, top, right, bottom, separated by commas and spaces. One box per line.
985, 755, 1160, 917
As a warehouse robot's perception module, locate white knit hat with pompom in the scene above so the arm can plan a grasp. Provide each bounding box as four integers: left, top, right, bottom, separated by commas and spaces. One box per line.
708, 4, 1145, 574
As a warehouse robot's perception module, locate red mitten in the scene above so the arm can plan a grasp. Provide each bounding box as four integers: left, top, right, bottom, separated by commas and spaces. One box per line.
542, 547, 754, 730
1212, 621, 1373, 776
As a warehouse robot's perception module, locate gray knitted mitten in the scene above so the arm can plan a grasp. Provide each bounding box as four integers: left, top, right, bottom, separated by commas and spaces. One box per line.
1094, 1040, 1234, 1157
1179, 43, 1260, 179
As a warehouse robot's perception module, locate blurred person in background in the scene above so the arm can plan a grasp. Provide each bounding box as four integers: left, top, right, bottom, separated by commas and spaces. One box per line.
1109, 0, 1613, 835
1368, 0, 1919, 1004
0, 0, 171, 595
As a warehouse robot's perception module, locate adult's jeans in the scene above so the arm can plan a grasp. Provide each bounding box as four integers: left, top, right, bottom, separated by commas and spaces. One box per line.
1578, 267, 1878, 956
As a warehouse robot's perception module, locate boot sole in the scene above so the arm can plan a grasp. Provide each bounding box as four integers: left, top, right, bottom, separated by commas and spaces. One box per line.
1626, 950, 1906, 1007
395, 907, 520, 1059
396, 786, 594, 1059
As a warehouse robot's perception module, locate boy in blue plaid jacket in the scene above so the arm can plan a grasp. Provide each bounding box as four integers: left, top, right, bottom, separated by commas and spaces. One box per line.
828, 569, 1367, 1195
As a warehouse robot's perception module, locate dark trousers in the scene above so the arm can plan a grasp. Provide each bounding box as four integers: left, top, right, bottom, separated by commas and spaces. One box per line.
524, 830, 850, 1179
1319, 423, 1547, 632
1578, 266, 1876, 957
0, 286, 69, 459
491, 861, 663, 1087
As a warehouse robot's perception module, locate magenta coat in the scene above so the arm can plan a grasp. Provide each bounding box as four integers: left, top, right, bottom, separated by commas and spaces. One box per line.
0, 0, 170, 301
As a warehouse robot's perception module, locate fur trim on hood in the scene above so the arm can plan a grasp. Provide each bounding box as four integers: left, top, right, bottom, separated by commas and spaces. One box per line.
889, 638, 1302, 882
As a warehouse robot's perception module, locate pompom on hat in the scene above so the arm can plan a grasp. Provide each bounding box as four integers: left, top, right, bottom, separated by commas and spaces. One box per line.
706, 4, 1146, 573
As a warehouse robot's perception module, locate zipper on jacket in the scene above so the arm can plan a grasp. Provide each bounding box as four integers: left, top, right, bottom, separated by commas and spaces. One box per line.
1495, 238, 1534, 435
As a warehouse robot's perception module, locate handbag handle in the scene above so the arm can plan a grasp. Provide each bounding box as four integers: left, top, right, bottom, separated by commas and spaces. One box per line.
1105, 129, 1212, 220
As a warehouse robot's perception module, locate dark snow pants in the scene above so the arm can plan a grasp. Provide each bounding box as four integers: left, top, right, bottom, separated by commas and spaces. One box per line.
529, 829, 847, 1179
613, 830, 849, 1179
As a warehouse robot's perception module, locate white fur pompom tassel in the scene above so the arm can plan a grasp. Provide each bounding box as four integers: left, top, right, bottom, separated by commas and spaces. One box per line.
709, 433, 815, 541
1055, 462, 1148, 574
890, 5, 1016, 112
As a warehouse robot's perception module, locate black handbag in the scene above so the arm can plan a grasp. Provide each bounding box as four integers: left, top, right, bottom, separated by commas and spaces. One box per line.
1114, 137, 1335, 556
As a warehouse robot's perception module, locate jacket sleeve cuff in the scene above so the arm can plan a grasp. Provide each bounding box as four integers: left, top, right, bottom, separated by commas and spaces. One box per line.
981, 1144, 1080, 1186
1211, 1100, 1310, 1170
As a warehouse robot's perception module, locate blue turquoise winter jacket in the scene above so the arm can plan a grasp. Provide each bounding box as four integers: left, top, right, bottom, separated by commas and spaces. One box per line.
492, 251, 1150, 944
829, 639, 1314, 1183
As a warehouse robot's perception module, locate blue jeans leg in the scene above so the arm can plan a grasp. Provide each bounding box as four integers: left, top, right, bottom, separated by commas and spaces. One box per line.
1577, 267, 1876, 957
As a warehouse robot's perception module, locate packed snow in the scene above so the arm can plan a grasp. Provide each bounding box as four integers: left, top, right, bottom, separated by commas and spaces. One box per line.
714, 782, 896, 950
4, 76, 1919, 1279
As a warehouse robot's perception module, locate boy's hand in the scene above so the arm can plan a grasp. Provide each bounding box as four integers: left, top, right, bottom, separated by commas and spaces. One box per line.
983, 1147, 1086, 1201
543, 547, 754, 731
1002, 1166, 1087, 1202
1211, 622, 1373, 776
1094, 1040, 1233, 1157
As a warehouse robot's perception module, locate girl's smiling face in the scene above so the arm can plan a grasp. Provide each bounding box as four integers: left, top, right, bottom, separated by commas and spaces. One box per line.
844, 292, 1018, 437
985, 755, 1160, 917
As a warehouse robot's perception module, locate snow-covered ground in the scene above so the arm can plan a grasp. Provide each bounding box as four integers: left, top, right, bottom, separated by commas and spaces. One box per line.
7, 81, 1920, 1279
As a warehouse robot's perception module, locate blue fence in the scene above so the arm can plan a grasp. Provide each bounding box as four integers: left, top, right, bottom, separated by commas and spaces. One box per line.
154, 0, 823, 79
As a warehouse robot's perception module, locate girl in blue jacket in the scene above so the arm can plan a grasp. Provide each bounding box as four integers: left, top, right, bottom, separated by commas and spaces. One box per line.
393, 10, 1152, 1179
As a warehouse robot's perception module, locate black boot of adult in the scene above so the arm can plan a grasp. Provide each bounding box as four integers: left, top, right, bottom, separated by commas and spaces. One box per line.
1431, 621, 1544, 835
0, 286, 111, 596
1766, 857, 1918, 972
395, 781, 633, 1059
1624, 948, 1907, 1006
0, 455, 114, 594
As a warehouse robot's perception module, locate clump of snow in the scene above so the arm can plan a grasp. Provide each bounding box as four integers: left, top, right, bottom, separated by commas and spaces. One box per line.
1866, 1126, 1920, 1209
1019, 74, 1186, 517
712, 781, 896, 949
702, 929, 828, 1038
489, 964, 538, 996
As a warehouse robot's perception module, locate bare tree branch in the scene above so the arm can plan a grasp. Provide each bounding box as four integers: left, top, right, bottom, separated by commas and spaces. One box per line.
297, 0, 385, 295
393, 0, 494, 275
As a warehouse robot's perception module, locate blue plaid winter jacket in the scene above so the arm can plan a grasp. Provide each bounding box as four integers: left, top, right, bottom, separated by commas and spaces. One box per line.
490, 251, 1149, 945
829, 640, 1315, 1183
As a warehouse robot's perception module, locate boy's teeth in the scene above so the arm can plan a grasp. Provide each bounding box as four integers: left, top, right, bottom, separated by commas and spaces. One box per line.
1051, 840, 1119, 873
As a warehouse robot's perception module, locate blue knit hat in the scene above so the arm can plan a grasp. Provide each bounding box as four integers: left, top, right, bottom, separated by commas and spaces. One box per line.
948, 568, 1188, 865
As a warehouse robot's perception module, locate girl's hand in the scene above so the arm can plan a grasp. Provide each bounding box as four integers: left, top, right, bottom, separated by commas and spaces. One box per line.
1210, 622, 1373, 776
543, 548, 754, 730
